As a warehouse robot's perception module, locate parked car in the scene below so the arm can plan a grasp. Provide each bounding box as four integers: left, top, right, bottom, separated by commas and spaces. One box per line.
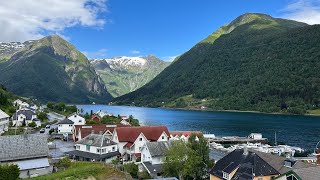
40, 128, 45, 133
46, 125, 50, 129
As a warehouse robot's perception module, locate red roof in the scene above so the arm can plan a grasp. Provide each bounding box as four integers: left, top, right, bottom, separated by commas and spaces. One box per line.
124, 142, 133, 148
115, 126, 170, 143
134, 153, 141, 157
74, 124, 117, 141
170, 131, 202, 137
91, 115, 100, 122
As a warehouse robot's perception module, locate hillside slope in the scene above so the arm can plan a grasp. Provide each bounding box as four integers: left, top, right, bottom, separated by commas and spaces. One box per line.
91, 55, 170, 97
114, 13, 320, 114
0, 35, 112, 103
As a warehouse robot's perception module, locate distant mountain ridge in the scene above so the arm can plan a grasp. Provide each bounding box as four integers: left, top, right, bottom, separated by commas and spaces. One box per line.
114, 13, 320, 114
0, 35, 112, 103
91, 55, 170, 97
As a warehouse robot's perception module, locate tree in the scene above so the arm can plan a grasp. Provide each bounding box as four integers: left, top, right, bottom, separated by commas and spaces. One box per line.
47, 102, 54, 109
37, 112, 48, 121
163, 140, 189, 180
123, 163, 138, 178
57, 158, 71, 168
0, 164, 20, 180
28, 121, 36, 128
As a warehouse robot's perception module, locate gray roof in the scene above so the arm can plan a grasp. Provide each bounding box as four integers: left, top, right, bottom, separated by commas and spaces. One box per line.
67, 150, 120, 160
77, 134, 117, 147
12, 109, 35, 120
0, 134, 49, 162
252, 150, 315, 174
143, 162, 163, 174
14, 158, 50, 170
0, 109, 9, 119
293, 166, 320, 180
58, 118, 74, 124
146, 141, 170, 157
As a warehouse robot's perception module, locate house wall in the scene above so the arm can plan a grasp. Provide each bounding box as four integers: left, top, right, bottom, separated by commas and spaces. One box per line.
141, 145, 152, 162
210, 175, 222, 180
58, 124, 73, 134
68, 115, 85, 125
133, 133, 149, 153
76, 143, 117, 154
157, 132, 169, 142
19, 166, 52, 179
0, 117, 9, 134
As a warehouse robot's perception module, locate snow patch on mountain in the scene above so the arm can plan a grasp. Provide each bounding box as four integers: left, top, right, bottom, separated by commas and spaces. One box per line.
92, 56, 147, 69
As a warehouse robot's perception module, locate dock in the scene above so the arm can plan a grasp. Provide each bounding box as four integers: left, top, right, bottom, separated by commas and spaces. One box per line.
204, 133, 268, 144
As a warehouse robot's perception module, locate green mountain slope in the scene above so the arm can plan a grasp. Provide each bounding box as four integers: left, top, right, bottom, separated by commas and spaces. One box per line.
91, 55, 170, 97
0, 35, 112, 103
114, 13, 320, 114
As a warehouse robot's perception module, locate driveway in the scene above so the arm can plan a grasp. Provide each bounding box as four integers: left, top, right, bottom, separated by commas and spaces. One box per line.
49, 139, 75, 158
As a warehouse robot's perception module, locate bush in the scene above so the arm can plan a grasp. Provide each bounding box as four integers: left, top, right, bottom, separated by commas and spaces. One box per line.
28, 121, 37, 128
49, 128, 55, 134
37, 112, 48, 121
0, 164, 20, 180
123, 163, 138, 178
57, 158, 71, 168
138, 171, 151, 179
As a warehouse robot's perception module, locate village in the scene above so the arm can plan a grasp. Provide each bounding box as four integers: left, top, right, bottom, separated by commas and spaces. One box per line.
1, 99, 320, 180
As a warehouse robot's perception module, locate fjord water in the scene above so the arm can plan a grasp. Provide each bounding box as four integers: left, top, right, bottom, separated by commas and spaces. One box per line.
78, 105, 320, 150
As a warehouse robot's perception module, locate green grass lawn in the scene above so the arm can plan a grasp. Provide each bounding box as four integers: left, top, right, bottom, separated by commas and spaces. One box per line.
29, 162, 131, 180
307, 109, 320, 115
3, 128, 26, 135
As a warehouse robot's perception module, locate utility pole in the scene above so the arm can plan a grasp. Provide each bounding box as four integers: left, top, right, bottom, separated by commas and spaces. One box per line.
274, 131, 277, 146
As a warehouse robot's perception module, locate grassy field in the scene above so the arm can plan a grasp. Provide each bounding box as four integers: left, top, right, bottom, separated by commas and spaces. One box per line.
29, 162, 132, 180
307, 109, 320, 115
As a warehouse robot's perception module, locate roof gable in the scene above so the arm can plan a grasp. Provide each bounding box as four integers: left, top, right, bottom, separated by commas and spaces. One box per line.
115, 126, 170, 143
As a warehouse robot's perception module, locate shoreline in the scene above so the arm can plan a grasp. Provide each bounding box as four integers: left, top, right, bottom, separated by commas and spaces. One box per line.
89, 103, 320, 117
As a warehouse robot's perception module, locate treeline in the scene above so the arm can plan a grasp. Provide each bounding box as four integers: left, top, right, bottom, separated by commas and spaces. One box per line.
47, 102, 77, 115
0, 85, 17, 116
115, 19, 320, 114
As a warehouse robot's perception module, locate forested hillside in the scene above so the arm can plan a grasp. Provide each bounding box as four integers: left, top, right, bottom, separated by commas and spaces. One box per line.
115, 13, 320, 114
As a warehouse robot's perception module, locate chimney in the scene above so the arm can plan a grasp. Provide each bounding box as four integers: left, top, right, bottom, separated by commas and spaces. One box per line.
317, 149, 320, 165
243, 145, 248, 155
91, 130, 94, 134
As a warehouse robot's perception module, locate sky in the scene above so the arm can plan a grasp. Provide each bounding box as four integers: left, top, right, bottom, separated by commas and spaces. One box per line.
0, 0, 320, 61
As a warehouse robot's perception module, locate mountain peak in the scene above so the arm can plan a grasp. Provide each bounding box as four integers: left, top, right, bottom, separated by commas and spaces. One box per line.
201, 13, 306, 44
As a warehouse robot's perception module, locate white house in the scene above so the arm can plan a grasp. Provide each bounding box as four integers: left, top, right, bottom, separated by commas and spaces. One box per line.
12, 109, 39, 127
13, 99, 30, 109
0, 134, 52, 179
111, 126, 170, 162
68, 133, 120, 163
248, 133, 263, 140
169, 131, 202, 142
120, 119, 131, 126
140, 141, 171, 178
0, 109, 9, 134
57, 119, 74, 134
95, 110, 107, 118
67, 113, 85, 125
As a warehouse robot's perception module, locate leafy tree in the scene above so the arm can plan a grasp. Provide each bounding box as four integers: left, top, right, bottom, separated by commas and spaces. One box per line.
37, 112, 48, 121
0, 164, 20, 180
28, 121, 36, 128
84, 112, 90, 120
57, 158, 71, 168
123, 163, 138, 178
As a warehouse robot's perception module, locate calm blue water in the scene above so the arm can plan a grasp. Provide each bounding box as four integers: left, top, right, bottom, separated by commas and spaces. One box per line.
77, 105, 320, 150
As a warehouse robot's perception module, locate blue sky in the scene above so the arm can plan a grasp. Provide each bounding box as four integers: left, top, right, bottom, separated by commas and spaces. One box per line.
1, 0, 319, 60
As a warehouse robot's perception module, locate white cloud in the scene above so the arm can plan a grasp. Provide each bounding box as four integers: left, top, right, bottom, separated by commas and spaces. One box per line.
0, 0, 107, 42
162, 55, 178, 62
130, 50, 141, 54
282, 0, 320, 25
82, 48, 108, 58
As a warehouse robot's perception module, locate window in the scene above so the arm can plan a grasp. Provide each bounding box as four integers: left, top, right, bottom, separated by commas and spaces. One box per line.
101, 149, 106, 153
79, 120, 82, 123
97, 148, 100, 153
161, 136, 164, 139
69, 125, 72, 127
222, 172, 229, 180
76, 145, 80, 150
86, 145, 90, 151
139, 138, 142, 141
112, 146, 115, 151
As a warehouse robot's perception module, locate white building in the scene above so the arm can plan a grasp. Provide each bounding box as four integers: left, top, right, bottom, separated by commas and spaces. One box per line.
57, 119, 74, 134
170, 131, 202, 142
112, 126, 170, 162
248, 133, 263, 139
0, 109, 9, 134
13, 99, 30, 109
67, 113, 85, 125
140, 141, 171, 178
12, 109, 39, 127
95, 110, 108, 118
68, 133, 120, 163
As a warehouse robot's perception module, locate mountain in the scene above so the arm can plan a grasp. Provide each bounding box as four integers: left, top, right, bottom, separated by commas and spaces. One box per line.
91, 55, 170, 97
114, 13, 320, 114
0, 35, 112, 103
0, 41, 34, 62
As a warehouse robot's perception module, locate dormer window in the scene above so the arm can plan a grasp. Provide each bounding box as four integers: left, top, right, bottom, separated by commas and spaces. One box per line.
162, 136, 164, 139
222, 172, 230, 180
139, 138, 142, 141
